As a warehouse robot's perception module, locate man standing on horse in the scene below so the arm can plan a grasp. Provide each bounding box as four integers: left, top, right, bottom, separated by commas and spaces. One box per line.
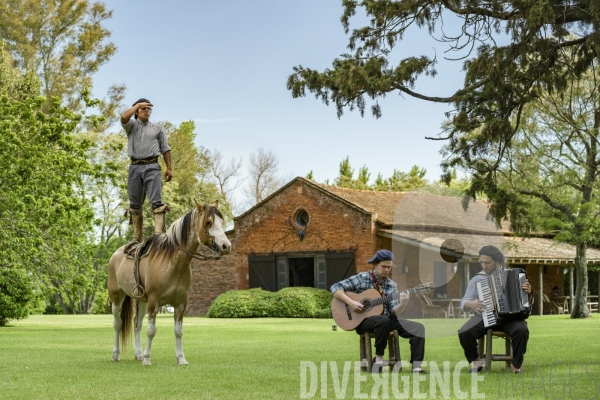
121, 98, 172, 245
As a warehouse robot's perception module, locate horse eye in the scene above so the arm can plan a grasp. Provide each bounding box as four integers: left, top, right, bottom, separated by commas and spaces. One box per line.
206, 221, 212, 227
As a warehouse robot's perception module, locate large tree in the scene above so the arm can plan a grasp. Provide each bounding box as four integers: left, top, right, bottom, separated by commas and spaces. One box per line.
465, 64, 600, 318
0, 44, 97, 319
0, 0, 115, 109
287, 0, 600, 318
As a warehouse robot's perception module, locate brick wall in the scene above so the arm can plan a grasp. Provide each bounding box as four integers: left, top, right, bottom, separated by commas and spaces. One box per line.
186, 253, 241, 316
186, 179, 379, 315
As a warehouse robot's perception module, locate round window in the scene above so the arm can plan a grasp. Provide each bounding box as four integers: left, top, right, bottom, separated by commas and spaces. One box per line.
295, 209, 309, 228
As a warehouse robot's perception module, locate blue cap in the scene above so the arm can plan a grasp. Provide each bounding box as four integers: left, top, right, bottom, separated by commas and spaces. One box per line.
368, 249, 394, 264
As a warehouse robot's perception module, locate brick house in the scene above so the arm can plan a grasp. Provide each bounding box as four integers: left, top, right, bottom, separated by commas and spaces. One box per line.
186, 177, 600, 316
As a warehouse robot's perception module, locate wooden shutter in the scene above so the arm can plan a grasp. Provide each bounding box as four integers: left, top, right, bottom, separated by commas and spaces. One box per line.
248, 255, 277, 291
325, 252, 356, 287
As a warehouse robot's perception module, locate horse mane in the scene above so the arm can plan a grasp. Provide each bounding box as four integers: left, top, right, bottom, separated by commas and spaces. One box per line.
144, 206, 224, 260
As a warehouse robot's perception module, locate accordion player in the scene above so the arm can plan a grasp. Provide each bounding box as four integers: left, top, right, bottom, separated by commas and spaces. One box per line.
459, 245, 533, 374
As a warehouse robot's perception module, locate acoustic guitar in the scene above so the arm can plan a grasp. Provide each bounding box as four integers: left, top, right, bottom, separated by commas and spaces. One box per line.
331, 283, 434, 331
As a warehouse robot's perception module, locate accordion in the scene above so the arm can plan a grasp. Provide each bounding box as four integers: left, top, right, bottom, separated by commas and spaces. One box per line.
476, 268, 531, 327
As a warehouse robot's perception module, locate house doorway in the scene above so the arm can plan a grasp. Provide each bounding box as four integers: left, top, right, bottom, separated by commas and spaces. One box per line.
288, 257, 315, 287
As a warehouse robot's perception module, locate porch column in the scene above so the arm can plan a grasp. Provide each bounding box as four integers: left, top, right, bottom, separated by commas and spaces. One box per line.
539, 265, 543, 315
569, 265, 574, 312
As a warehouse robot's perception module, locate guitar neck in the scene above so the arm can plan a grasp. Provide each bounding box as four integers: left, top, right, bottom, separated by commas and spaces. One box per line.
369, 286, 423, 307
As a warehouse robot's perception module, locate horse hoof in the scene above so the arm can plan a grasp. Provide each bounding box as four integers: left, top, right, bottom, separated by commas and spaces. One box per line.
177, 358, 189, 366
112, 354, 120, 362
135, 354, 143, 361
142, 358, 152, 366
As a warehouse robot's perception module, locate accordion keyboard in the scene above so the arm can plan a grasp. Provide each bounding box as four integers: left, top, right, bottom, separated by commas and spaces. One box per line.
476, 279, 498, 327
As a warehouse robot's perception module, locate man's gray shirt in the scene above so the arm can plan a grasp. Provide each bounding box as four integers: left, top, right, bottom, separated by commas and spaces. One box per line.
460, 270, 490, 311
122, 119, 171, 159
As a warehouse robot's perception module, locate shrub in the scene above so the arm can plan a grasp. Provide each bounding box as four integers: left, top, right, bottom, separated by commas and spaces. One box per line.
207, 288, 275, 318
92, 291, 110, 314
207, 287, 333, 318
0, 267, 34, 326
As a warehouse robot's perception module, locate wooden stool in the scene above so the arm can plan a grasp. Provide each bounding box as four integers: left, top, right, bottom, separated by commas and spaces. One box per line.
477, 329, 513, 372
359, 330, 401, 372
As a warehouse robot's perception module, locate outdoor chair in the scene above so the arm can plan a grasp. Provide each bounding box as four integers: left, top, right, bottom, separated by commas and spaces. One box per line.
542, 294, 563, 314
477, 330, 513, 372
359, 331, 401, 373
419, 294, 448, 318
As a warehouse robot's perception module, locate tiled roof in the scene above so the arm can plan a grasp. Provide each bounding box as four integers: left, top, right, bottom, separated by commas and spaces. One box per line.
378, 228, 600, 263
315, 184, 406, 225
317, 184, 505, 234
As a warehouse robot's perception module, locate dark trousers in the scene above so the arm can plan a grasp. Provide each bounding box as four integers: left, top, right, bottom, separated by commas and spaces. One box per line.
128, 163, 164, 210
458, 317, 529, 368
356, 315, 425, 365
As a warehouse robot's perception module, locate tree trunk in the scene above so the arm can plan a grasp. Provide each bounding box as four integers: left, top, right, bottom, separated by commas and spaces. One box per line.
53, 292, 70, 315
571, 240, 590, 318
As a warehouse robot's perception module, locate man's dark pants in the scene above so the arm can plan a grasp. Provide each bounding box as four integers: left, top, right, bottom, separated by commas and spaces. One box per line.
128, 163, 164, 210
458, 317, 529, 368
356, 315, 425, 365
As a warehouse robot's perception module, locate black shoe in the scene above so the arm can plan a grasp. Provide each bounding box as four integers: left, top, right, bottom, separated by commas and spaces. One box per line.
371, 363, 383, 374
412, 369, 427, 374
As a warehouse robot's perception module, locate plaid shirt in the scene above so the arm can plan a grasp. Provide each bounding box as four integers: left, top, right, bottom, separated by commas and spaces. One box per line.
330, 271, 399, 316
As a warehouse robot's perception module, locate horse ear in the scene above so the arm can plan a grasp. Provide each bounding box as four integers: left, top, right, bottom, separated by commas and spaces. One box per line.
212, 200, 219, 208
194, 198, 202, 209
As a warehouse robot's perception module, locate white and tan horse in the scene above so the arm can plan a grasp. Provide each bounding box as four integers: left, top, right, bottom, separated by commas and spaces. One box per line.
108, 200, 231, 365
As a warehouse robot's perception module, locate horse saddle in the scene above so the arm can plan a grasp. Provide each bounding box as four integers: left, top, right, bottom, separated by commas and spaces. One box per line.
123, 240, 152, 260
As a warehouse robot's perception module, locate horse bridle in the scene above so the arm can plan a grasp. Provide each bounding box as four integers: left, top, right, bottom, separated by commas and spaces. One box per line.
182, 207, 221, 260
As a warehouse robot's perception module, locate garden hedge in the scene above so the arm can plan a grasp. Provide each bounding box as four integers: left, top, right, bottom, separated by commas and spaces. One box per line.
207, 287, 333, 318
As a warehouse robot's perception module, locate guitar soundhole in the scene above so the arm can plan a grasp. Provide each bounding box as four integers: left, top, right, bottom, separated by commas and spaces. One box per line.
361, 299, 371, 310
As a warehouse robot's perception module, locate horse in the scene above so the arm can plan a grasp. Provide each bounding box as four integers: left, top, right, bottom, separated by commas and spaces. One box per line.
108, 199, 231, 365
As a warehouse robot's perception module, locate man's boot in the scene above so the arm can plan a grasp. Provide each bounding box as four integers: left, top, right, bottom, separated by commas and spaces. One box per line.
124, 208, 143, 254
153, 205, 168, 234
131, 209, 144, 242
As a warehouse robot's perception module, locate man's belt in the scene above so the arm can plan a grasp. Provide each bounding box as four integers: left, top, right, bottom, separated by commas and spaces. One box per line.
130, 156, 159, 165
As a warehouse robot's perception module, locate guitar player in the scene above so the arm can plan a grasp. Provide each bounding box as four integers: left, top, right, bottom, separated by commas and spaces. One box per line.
330, 249, 426, 373
458, 245, 533, 374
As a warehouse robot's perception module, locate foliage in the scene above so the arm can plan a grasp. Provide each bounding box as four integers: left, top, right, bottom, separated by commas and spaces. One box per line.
92, 290, 109, 314
448, 64, 600, 318
373, 165, 428, 192
335, 156, 371, 189
75, 84, 129, 314
0, 43, 98, 318
286, 0, 599, 319
159, 120, 234, 228
333, 157, 429, 192
287, 0, 598, 132
0, 0, 116, 110
0, 267, 34, 326
270, 287, 333, 318
206, 288, 275, 318
207, 287, 333, 318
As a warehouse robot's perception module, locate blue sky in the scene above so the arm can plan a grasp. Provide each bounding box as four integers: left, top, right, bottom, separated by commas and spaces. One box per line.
93, 1, 468, 208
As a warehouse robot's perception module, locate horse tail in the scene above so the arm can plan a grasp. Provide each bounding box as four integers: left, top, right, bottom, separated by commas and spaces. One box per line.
120, 296, 134, 351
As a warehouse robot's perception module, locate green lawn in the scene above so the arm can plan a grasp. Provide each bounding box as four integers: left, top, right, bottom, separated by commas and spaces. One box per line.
0, 315, 598, 399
